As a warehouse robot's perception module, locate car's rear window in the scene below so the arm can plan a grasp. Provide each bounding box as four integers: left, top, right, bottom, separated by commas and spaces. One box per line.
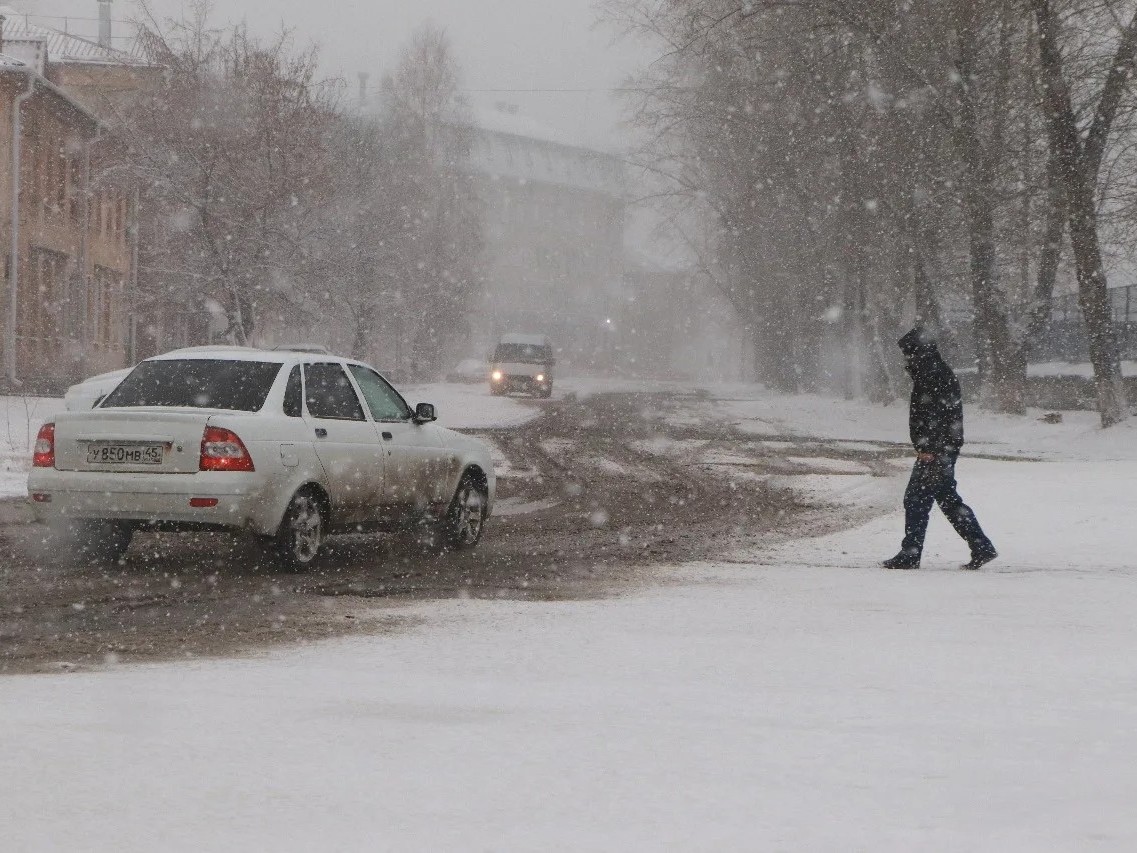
100, 359, 283, 412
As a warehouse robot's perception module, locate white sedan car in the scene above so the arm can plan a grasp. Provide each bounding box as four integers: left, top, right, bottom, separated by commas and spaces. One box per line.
28, 348, 495, 569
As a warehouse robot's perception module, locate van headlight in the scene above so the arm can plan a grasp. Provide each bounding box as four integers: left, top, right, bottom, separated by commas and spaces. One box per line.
536, 374, 545, 382
492, 371, 503, 381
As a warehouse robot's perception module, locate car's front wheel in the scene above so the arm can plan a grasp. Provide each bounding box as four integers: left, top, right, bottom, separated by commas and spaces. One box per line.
407, 473, 488, 554
443, 473, 488, 551
274, 491, 325, 571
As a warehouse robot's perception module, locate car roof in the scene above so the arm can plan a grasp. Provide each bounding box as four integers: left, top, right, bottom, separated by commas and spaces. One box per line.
271, 343, 331, 354
498, 333, 551, 346
147, 347, 356, 366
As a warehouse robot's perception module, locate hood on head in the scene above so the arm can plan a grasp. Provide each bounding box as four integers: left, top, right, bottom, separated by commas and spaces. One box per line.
898, 327, 943, 379
898, 327, 937, 357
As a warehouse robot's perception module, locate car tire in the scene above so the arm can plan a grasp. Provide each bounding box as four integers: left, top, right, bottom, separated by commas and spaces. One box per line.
273, 490, 325, 571
539, 384, 553, 399
56, 520, 133, 564
441, 472, 489, 551
408, 472, 488, 554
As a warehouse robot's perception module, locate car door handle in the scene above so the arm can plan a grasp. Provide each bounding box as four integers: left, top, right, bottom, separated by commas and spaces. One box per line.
382, 431, 393, 441
315, 428, 328, 439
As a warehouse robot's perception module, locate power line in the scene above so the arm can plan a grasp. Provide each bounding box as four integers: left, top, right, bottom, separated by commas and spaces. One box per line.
461, 87, 643, 94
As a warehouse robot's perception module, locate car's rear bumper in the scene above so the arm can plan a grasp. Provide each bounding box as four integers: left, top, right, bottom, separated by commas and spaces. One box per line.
26, 469, 283, 536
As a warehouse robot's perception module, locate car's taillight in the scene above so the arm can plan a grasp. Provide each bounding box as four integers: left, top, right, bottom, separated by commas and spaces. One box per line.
199, 426, 255, 472
33, 423, 55, 468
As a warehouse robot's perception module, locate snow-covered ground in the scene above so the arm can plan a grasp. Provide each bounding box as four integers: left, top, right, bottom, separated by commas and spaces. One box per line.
399, 381, 538, 430
707, 384, 1137, 461
4, 382, 1137, 850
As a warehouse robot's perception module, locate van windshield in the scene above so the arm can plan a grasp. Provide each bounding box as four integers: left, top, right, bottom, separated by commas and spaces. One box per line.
100, 359, 283, 412
494, 343, 550, 364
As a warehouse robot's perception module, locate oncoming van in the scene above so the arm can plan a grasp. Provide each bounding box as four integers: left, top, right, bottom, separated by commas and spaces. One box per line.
489, 334, 555, 398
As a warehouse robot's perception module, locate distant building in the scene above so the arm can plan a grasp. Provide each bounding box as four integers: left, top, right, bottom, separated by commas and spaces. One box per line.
620, 249, 749, 382
0, 55, 127, 389
0, 5, 155, 389
465, 105, 626, 368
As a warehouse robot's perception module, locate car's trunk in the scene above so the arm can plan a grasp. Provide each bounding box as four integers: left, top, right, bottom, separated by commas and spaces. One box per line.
52, 408, 225, 474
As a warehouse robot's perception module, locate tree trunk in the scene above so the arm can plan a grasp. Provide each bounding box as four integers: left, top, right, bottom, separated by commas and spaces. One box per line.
350, 311, 369, 360
841, 256, 865, 400
964, 182, 1019, 412
1066, 183, 1127, 425
756, 275, 801, 393
954, 62, 1018, 411
912, 253, 942, 336
948, 18, 1024, 413
1004, 148, 1069, 416
1033, 0, 1133, 426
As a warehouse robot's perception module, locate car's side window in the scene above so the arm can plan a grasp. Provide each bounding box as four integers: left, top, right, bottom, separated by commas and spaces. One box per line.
304, 363, 365, 421
348, 364, 412, 422
283, 365, 303, 418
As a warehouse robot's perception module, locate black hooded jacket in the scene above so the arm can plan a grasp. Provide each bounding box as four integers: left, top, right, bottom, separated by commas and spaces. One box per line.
898, 328, 964, 455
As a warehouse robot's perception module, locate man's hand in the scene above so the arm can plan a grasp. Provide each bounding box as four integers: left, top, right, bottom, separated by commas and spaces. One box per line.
916, 452, 938, 462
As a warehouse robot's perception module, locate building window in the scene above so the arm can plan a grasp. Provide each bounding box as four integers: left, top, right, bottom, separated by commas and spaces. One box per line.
23, 246, 73, 350
68, 157, 82, 222
53, 143, 67, 214
93, 265, 124, 347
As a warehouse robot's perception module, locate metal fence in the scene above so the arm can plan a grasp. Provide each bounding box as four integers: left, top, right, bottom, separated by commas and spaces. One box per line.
1039, 283, 1137, 362
1049, 284, 1137, 324
944, 283, 1137, 365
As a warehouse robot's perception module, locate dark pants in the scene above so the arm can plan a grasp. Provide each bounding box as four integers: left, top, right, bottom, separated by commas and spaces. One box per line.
901, 453, 994, 559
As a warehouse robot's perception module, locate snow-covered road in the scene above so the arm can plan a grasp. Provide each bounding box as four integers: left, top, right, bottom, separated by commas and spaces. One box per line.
3, 385, 1137, 850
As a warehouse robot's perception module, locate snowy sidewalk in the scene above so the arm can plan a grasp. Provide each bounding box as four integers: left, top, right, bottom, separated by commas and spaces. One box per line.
3, 450, 1137, 850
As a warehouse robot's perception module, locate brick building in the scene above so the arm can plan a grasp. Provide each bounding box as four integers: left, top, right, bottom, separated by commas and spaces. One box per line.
0, 6, 150, 390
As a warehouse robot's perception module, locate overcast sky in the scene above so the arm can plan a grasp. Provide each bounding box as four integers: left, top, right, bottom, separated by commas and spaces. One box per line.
18, 0, 653, 150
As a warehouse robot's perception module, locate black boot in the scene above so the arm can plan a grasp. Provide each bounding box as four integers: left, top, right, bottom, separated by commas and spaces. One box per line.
962, 548, 998, 571
882, 551, 920, 570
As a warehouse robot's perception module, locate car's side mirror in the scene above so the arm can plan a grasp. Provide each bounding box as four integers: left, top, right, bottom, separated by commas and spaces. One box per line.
413, 402, 437, 424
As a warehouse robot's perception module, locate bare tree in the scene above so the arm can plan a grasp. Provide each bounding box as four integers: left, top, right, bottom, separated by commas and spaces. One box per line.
300, 118, 407, 361
1032, 0, 1134, 425
606, 0, 1132, 423
123, 1, 339, 344
377, 24, 483, 379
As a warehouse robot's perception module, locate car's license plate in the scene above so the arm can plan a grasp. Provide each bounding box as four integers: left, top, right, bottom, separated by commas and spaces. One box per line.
86, 444, 165, 465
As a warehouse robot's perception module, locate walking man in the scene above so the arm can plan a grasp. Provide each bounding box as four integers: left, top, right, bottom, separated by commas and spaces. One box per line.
883, 328, 998, 570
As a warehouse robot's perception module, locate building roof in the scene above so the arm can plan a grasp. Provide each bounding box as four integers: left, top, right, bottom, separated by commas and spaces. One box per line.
468, 108, 626, 198
0, 52, 102, 126
0, 10, 148, 67
474, 106, 585, 150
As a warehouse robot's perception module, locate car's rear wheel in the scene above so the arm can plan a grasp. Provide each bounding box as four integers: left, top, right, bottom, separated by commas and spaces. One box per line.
274, 491, 325, 571
55, 520, 133, 564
